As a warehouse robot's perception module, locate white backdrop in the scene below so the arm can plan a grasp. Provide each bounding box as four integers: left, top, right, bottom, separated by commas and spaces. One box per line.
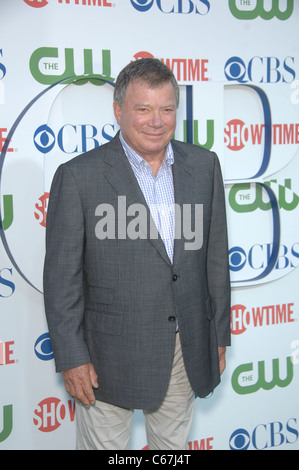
1, 0, 299, 450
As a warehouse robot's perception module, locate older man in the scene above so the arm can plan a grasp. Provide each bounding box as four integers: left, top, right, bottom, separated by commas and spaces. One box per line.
44, 58, 231, 450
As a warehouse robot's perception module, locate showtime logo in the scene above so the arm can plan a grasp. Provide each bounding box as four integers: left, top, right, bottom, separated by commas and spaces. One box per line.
34, 192, 49, 228
0, 128, 14, 153
231, 303, 295, 335
225, 120, 299, 151
57, 0, 113, 5
188, 437, 214, 450
133, 51, 209, 82
0, 341, 15, 366
24, 0, 48, 7
33, 397, 75, 432
24, 0, 112, 6
144, 438, 214, 450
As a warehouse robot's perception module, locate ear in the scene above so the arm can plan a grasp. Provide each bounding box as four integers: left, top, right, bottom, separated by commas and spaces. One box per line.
113, 101, 122, 125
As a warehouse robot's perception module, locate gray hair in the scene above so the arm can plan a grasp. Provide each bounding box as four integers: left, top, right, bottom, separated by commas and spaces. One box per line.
113, 58, 180, 107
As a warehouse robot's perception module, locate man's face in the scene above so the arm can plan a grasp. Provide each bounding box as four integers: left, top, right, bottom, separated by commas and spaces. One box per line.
113, 80, 177, 162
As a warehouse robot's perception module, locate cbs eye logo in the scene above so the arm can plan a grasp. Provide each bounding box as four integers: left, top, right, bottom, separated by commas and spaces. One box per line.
130, 0, 154, 11
229, 429, 251, 450
34, 125, 55, 153
225, 57, 247, 83
34, 333, 54, 361
229, 247, 247, 272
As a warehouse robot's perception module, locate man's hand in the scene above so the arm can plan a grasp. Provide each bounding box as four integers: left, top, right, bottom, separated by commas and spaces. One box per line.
62, 363, 99, 407
218, 347, 226, 376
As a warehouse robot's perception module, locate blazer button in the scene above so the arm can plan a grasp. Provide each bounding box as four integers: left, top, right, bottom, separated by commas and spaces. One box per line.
168, 316, 176, 323
172, 274, 178, 281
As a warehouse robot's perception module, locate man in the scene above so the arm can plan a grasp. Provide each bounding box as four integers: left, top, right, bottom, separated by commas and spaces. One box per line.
44, 58, 231, 450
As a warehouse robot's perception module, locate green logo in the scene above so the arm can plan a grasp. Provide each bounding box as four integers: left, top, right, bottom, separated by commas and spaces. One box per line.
232, 357, 294, 395
229, 0, 294, 21
229, 180, 299, 213
182, 119, 214, 150
0, 405, 13, 443
29, 47, 114, 86
1, 195, 13, 231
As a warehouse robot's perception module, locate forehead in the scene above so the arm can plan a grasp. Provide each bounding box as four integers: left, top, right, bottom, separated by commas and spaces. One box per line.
125, 79, 177, 103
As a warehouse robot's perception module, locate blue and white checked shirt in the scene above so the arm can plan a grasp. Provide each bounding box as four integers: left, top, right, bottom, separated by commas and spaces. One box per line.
119, 132, 175, 264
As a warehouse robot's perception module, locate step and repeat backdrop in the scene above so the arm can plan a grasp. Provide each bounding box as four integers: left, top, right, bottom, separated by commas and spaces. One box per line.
1, 0, 299, 450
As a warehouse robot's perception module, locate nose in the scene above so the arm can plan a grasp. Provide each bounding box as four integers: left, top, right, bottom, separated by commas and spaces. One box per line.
149, 111, 163, 128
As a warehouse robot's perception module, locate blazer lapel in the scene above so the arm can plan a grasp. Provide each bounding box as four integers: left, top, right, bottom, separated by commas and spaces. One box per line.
172, 143, 195, 269
102, 135, 172, 266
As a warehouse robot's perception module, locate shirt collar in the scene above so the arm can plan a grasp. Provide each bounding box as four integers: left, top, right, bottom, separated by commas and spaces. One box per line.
119, 131, 174, 173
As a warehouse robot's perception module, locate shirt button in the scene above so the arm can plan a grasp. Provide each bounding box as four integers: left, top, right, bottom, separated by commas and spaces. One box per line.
168, 316, 176, 323
172, 274, 178, 281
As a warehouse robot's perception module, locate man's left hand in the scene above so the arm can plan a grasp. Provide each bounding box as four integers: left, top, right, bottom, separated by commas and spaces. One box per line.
218, 347, 226, 375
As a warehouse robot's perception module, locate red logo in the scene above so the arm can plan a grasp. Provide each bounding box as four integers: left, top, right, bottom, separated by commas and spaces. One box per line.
34, 192, 49, 228
33, 397, 75, 432
24, 0, 48, 7
0, 128, 14, 153
133, 52, 155, 61
225, 119, 299, 151
0, 341, 15, 366
188, 438, 214, 450
133, 51, 209, 82
231, 303, 295, 335
143, 437, 214, 451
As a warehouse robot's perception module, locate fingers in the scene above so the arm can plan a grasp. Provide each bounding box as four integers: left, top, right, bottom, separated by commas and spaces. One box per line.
62, 363, 99, 407
218, 346, 226, 376
219, 357, 226, 375
89, 363, 99, 389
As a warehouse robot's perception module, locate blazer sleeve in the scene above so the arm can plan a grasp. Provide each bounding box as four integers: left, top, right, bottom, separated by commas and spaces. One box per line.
207, 153, 231, 347
43, 163, 91, 372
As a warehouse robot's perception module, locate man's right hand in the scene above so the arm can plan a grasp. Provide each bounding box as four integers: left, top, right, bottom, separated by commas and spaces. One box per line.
62, 362, 99, 407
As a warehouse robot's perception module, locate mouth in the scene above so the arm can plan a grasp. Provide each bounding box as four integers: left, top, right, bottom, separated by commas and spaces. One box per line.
144, 132, 165, 138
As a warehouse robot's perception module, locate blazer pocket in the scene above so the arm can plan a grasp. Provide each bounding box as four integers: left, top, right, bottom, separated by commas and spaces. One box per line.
205, 295, 216, 321
87, 285, 115, 304
84, 309, 123, 335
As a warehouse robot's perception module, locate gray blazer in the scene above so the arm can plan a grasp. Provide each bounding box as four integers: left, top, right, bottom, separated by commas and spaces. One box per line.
43, 133, 231, 410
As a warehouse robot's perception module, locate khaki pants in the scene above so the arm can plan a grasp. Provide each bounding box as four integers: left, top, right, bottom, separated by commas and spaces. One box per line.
76, 333, 195, 450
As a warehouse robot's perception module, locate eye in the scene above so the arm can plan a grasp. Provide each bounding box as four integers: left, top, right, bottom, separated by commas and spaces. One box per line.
34, 124, 55, 153
34, 333, 54, 361
130, 0, 154, 12
229, 428, 251, 450
225, 57, 247, 83
229, 246, 247, 271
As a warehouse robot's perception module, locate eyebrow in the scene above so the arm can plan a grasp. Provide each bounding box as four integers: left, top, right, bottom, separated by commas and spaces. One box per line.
134, 102, 176, 108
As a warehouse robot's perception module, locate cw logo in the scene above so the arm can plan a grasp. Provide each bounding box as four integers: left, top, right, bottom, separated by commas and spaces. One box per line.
229, 180, 299, 213
232, 357, 294, 395
30, 47, 114, 86
0, 195, 13, 230
0, 405, 13, 443
229, 0, 294, 20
